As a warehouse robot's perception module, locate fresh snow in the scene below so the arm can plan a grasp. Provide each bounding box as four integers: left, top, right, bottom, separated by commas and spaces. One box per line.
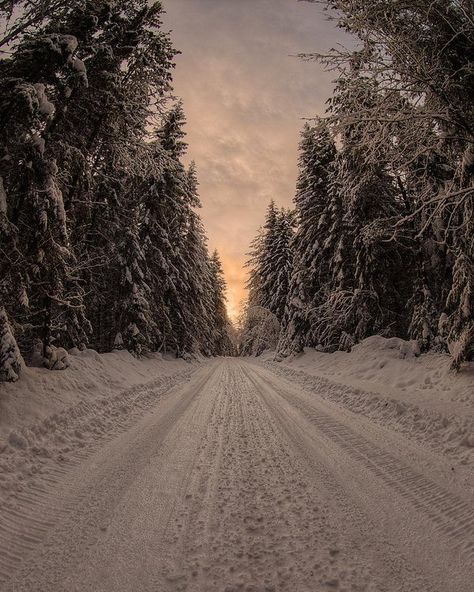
0, 348, 196, 437
33, 83, 55, 117
0, 346, 473, 591
262, 336, 474, 467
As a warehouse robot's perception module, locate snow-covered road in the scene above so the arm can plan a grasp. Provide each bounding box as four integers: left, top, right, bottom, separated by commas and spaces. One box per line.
2, 359, 473, 591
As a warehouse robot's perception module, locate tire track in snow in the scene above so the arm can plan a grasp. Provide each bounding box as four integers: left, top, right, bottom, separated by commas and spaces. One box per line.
0, 363, 207, 588
261, 360, 474, 467
153, 362, 231, 588
244, 364, 474, 575
6, 361, 225, 592
150, 361, 403, 592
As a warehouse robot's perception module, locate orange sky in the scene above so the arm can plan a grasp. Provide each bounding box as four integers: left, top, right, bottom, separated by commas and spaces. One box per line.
163, 0, 348, 322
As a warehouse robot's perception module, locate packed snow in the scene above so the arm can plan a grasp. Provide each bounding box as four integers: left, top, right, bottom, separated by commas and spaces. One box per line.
0, 348, 473, 591
0, 348, 198, 437
0, 349, 200, 527
260, 336, 474, 468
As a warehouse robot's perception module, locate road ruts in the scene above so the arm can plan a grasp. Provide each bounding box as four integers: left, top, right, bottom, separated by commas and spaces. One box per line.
2, 359, 472, 592
243, 361, 474, 592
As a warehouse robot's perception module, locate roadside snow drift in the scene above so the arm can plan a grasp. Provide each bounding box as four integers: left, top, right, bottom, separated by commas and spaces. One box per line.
0, 350, 200, 514
261, 336, 474, 467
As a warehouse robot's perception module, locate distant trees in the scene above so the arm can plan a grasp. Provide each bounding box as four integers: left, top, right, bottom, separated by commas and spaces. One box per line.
246, 202, 294, 323
243, 0, 473, 369
240, 202, 293, 355
0, 1, 233, 381
238, 305, 281, 357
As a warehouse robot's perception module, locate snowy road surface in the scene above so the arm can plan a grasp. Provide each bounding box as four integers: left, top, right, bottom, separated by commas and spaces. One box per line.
1, 359, 473, 591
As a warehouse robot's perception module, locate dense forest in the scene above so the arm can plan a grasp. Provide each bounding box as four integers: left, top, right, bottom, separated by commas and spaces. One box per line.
241, 0, 474, 370
1, 0, 473, 381
0, 0, 234, 382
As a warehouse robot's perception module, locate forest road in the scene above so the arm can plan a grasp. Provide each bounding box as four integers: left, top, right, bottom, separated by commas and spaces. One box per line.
2, 358, 473, 592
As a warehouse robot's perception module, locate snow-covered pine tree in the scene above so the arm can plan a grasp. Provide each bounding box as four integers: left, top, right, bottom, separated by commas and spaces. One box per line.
245, 225, 265, 312
306, 68, 412, 352
180, 165, 215, 355
243, 202, 293, 356
139, 105, 223, 358
405, 139, 454, 352
115, 196, 157, 357
209, 250, 234, 356
0, 307, 23, 382
152, 103, 196, 357
247, 201, 293, 321
255, 201, 279, 312
138, 142, 176, 355
279, 121, 336, 354
0, 24, 91, 361
267, 209, 294, 323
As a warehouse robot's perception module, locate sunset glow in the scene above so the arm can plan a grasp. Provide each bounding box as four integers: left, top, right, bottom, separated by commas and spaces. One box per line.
163, 0, 345, 321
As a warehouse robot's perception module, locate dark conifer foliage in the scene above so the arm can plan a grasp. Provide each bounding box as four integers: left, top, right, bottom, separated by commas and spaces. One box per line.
244, 1, 473, 369
279, 121, 336, 354
241, 202, 294, 356
0, 1, 232, 380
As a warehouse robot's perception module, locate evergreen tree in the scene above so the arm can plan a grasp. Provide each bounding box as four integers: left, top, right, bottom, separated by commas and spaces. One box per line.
279, 121, 336, 354
180, 170, 215, 355
299, 68, 412, 353
0, 1, 232, 379
247, 202, 293, 320
0, 25, 91, 359
209, 250, 234, 356
115, 201, 156, 357
243, 202, 293, 356
154, 104, 197, 357
267, 209, 294, 322
0, 307, 23, 382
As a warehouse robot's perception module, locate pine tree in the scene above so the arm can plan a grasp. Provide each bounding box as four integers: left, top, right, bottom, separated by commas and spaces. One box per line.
177, 164, 217, 355
309, 69, 411, 352
115, 200, 156, 357
304, 0, 474, 366
247, 201, 293, 320
0, 24, 91, 359
153, 104, 196, 357
0, 307, 23, 382
406, 142, 454, 352
267, 209, 294, 322
209, 250, 234, 356
279, 121, 336, 354
244, 202, 293, 356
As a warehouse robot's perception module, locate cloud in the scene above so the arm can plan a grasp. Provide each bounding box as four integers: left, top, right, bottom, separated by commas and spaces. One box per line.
162, 0, 349, 321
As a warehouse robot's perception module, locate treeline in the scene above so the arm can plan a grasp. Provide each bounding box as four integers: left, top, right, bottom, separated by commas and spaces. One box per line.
241, 0, 473, 370
0, 1, 233, 382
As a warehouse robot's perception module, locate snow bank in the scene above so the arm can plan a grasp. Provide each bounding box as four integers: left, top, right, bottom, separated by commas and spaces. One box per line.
281, 335, 473, 407
0, 350, 201, 511
0, 349, 195, 437
260, 336, 474, 467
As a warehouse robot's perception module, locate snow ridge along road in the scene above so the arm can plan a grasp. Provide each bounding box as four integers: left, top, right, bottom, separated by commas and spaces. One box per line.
1, 359, 473, 591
